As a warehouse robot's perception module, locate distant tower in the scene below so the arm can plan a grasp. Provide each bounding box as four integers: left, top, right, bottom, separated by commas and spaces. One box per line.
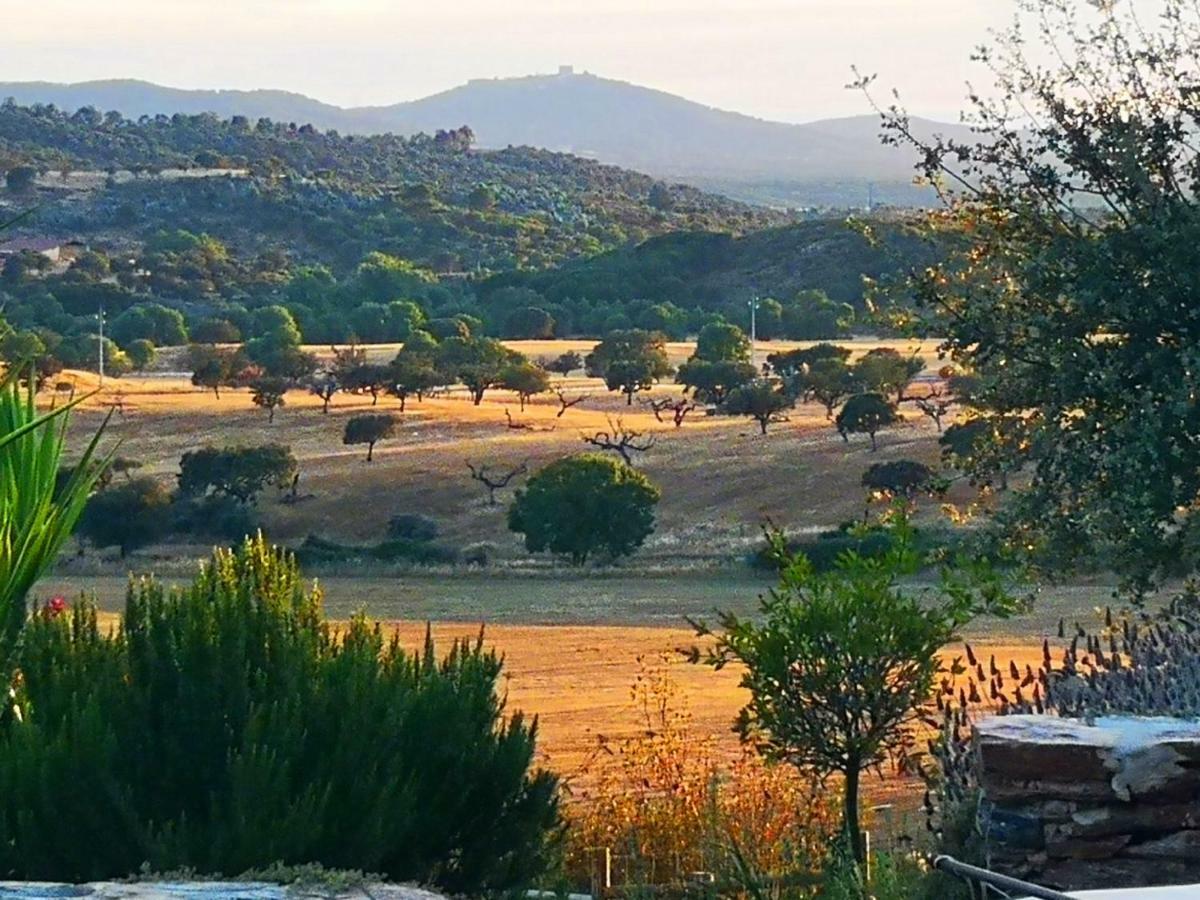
867, 181, 875, 212
558, 65, 575, 77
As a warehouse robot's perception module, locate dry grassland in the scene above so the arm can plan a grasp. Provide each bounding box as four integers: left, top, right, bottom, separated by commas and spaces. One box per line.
38, 338, 1118, 809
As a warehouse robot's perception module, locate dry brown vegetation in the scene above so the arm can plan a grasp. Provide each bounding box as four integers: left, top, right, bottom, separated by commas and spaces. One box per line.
62, 338, 950, 559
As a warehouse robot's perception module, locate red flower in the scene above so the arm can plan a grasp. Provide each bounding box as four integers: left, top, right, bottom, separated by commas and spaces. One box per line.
44, 596, 67, 617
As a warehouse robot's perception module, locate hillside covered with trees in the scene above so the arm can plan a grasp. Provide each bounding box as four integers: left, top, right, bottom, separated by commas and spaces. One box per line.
0, 101, 785, 271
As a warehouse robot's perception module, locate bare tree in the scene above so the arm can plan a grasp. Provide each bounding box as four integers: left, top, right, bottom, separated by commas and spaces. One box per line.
554, 387, 590, 418
466, 460, 528, 506
582, 416, 657, 465
901, 384, 954, 432
504, 408, 533, 430
643, 396, 695, 428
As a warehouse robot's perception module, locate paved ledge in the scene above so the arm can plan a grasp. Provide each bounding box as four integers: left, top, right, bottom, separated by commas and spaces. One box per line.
0, 883, 447, 899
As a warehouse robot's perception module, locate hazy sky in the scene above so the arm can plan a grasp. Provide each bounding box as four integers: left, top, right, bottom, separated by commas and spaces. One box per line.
3, 1, 1012, 122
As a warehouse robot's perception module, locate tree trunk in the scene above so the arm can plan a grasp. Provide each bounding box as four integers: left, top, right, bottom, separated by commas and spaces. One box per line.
399, 394, 406, 413
869, 431, 877, 451
844, 764, 865, 865
473, 388, 484, 405
626, 391, 633, 406
758, 418, 768, 435
366, 442, 374, 462
268, 406, 275, 423
371, 390, 378, 406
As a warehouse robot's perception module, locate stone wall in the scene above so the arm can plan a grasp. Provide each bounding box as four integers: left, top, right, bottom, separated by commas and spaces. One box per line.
974, 715, 1200, 891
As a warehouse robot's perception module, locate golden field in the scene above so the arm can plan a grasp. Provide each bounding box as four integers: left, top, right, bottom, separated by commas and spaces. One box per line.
34, 338, 1121, 807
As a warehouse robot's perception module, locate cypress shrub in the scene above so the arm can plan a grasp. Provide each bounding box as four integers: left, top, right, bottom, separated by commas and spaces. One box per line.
0, 535, 559, 892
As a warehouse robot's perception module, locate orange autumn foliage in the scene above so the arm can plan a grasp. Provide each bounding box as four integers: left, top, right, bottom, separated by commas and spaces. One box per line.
563, 656, 840, 891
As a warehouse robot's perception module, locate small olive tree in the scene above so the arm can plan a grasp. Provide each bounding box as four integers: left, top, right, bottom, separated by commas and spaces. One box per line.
688, 510, 1012, 865
836, 393, 900, 450
344, 413, 396, 461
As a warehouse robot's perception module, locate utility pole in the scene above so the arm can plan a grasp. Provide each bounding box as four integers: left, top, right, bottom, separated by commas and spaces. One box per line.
748, 295, 759, 370
97, 305, 105, 388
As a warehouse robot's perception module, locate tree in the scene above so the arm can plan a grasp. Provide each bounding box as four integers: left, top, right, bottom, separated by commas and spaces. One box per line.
499, 361, 551, 411
77, 477, 171, 558
675, 359, 757, 405
779, 290, 851, 340
767, 343, 851, 380
4, 165, 36, 193
722, 379, 791, 434
643, 396, 695, 429
553, 388, 589, 418
178, 444, 297, 504
466, 460, 527, 506
387, 351, 445, 412
687, 512, 1012, 864
853, 348, 922, 402
341, 363, 390, 405
791, 357, 859, 419
544, 350, 583, 377
307, 373, 339, 413
504, 307, 556, 340
110, 303, 188, 347
437, 336, 521, 405
585, 330, 672, 405
125, 338, 156, 371
244, 306, 315, 379
860, 0, 1200, 590
190, 318, 241, 343
508, 454, 659, 564
344, 413, 396, 461
836, 393, 900, 451
694, 320, 751, 363
581, 417, 656, 465
188, 344, 247, 398
249, 376, 290, 422
861, 460, 937, 498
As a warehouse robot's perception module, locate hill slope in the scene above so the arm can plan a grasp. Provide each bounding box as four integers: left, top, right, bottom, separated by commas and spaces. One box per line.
0, 73, 973, 206
0, 101, 783, 271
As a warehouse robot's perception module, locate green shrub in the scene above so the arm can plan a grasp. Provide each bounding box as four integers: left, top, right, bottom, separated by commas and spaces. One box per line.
387, 513, 439, 543
0, 536, 559, 892
295, 534, 457, 566
461, 541, 497, 566
169, 495, 259, 542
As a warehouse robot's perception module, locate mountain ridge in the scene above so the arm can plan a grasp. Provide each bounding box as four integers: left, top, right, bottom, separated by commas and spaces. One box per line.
0, 73, 969, 206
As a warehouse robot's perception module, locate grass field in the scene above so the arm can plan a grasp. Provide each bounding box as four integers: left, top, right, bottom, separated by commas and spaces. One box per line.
35, 337, 1120, 807
62, 337, 952, 556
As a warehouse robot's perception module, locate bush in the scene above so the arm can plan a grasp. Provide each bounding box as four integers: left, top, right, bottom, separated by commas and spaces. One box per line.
0, 536, 559, 891
169, 495, 259, 542
461, 541, 497, 567
295, 534, 457, 566
387, 513, 439, 543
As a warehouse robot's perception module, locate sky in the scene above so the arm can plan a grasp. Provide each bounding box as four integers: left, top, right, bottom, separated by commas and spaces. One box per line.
2, 0, 1014, 123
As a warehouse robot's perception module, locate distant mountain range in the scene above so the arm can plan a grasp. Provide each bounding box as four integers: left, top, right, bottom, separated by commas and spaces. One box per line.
0, 72, 973, 207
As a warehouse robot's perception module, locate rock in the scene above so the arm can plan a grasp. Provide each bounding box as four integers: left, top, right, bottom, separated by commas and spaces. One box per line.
980, 776, 1116, 804
1125, 830, 1200, 861
1050, 803, 1200, 839
1044, 831, 1132, 860
975, 717, 1115, 785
